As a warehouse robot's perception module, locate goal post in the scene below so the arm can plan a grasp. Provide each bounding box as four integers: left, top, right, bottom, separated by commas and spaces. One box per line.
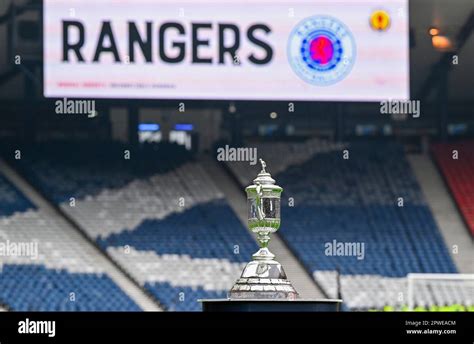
406, 273, 474, 310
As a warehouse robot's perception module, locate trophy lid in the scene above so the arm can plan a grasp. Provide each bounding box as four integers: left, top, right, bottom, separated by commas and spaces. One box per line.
246, 159, 282, 195
252, 159, 275, 185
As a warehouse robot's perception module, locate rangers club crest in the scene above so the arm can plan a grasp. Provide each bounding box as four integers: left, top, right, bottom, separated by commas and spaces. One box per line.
287, 15, 356, 86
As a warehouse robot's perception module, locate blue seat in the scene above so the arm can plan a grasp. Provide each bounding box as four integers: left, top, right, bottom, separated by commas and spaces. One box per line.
0, 265, 141, 311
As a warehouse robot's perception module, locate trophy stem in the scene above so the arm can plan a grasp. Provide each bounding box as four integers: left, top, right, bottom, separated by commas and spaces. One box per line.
252, 247, 275, 261
256, 231, 271, 247
252, 229, 276, 260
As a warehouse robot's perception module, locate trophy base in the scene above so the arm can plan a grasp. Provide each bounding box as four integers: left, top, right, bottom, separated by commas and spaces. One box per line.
229, 278, 298, 300
229, 259, 299, 300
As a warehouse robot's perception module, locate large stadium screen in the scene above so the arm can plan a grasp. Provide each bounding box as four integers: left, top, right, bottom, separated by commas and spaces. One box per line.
43, 0, 410, 101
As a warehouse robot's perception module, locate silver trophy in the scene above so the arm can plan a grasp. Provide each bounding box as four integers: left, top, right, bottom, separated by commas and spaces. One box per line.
230, 159, 299, 300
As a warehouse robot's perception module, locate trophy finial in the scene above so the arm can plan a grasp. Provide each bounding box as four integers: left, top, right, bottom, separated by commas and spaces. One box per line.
259, 159, 266, 173
253, 159, 275, 186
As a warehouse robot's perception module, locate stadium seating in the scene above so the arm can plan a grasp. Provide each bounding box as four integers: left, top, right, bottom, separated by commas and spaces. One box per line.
0, 173, 141, 311
227, 139, 460, 310
432, 141, 474, 236
12, 142, 257, 311
0, 174, 31, 217
0, 265, 139, 311
226, 138, 347, 185
5, 138, 467, 311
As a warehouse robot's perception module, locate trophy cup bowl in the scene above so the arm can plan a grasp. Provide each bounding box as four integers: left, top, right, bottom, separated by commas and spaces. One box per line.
229, 159, 299, 300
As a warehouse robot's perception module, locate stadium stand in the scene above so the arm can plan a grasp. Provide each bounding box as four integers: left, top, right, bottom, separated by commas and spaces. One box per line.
10, 142, 257, 311
431, 141, 474, 236
226, 138, 347, 186
227, 139, 464, 310
0, 174, 141, 311
4, 138, 471, 311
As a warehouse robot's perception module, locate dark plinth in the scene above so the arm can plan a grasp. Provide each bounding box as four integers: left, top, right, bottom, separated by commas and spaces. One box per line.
200, 299, 342, 312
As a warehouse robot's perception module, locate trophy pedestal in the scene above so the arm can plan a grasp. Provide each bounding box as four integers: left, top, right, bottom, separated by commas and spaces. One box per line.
229, 258, 299, 300
200, 299, 342, 312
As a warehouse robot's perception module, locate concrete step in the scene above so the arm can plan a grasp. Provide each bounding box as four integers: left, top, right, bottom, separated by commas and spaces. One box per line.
408, 154, 474, 274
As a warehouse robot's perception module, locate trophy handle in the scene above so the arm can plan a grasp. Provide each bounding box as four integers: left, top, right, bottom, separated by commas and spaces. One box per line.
255, 183, 266, 220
